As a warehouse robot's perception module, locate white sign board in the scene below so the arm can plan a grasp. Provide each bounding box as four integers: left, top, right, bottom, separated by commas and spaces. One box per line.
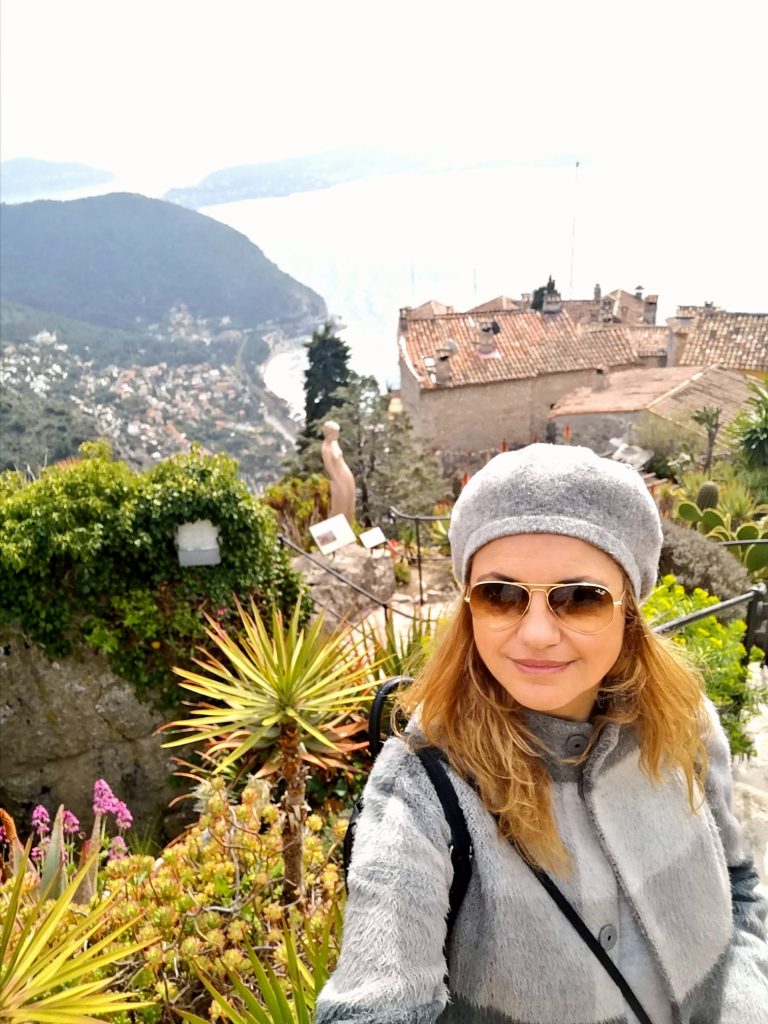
309, 514, 357, 555
359, 526, 387, 549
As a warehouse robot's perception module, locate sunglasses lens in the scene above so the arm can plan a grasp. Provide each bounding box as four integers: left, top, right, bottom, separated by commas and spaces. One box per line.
468, 582, 529, 628
548, 584, 614, 633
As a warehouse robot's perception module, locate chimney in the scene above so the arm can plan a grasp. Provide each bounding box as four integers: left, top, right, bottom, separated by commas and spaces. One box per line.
475, 320, 500, 354
433, 339, 457, 382
542, 289, 562, 314
666, 318, 691, 366
635, 285, 644, 300
643, 294, 658, 325
520, 292, 532, 311
594, 283, 602, 301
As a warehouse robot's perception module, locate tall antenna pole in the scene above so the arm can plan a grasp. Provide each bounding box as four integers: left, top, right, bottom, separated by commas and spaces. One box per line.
569, 160, 580, 298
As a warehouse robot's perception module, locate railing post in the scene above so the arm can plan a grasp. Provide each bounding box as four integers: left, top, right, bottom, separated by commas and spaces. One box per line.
415, 518, 424, 606
744, 583, 768, 664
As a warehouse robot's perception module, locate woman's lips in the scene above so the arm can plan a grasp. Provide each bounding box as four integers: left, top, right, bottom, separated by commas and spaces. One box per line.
512, 659, 572, 675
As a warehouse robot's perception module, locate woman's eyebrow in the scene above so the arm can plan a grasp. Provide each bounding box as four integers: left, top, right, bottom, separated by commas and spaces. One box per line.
478, 573, 607, 585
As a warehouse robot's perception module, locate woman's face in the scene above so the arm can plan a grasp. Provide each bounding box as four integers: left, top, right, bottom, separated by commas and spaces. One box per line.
468, 534, 626, 722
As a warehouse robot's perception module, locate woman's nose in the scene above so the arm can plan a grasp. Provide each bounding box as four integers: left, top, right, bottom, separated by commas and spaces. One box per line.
512, 591, 563, 647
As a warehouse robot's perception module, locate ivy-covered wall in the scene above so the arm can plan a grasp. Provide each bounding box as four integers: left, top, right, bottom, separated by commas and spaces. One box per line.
0, 441, 305, 706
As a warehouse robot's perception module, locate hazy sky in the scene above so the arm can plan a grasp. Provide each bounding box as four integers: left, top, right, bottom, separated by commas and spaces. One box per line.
2, 0, 766, 330
3, 0, 766, 189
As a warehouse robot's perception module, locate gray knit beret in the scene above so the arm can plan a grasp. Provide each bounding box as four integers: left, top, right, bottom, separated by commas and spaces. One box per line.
449, 444, 663, 600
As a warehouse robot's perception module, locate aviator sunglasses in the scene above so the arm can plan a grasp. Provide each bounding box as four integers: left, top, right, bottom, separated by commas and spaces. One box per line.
465, 580, 624, 635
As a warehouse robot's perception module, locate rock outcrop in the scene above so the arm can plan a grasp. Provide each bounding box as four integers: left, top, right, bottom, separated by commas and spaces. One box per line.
292, 546, 396, 625
0, 629, 184, 838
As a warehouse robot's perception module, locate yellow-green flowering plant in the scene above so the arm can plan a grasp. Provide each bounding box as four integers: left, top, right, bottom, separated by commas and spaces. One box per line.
643, 575, 766, 755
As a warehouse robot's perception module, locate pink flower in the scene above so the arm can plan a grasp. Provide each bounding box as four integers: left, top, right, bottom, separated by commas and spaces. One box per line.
31, 805, 50, 836
93, 779, 118, 816
108, 835, 128, 861
0, 825, 7, 844
30, 845, 44, 863
114, 801, 133, 831
62, 810, 80, 835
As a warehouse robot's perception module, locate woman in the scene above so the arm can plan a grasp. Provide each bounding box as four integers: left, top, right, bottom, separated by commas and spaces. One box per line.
316, 444, 768, 1024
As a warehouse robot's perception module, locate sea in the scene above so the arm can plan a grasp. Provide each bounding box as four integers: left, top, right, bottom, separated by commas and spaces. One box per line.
198, 156, 766, 418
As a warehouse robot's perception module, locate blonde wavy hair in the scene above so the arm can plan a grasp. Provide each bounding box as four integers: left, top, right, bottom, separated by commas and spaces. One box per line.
398, 588, 710, 876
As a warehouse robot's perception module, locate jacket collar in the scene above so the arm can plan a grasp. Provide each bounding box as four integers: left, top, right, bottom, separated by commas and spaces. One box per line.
522, 709, 620, 782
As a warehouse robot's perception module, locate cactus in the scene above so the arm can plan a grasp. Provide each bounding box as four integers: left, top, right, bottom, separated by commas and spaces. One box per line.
696, 481, 720, 510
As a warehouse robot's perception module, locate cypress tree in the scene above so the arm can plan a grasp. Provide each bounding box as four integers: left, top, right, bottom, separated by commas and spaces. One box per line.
299, 322, 351, 448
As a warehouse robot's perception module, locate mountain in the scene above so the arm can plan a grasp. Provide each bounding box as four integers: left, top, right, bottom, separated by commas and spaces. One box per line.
163, 148, 433, 208
0, 158, 114, 202
0, 193, 326, 330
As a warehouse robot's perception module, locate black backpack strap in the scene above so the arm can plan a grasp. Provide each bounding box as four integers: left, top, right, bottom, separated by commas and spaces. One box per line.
525, 861, 654, 1024
414, 746, 474, 944
368, 675, 412, 762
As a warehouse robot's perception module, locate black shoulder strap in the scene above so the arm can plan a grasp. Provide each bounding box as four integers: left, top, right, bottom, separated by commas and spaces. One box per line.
525, 861, 654, 1024
414, 746, 474, 944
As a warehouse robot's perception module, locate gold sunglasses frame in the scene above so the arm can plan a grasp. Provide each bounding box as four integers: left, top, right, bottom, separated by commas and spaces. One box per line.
464, 580, 625, 634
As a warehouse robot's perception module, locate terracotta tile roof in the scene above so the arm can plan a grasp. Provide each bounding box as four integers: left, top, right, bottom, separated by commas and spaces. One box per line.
549, 365, 751, 429
674, 311, 768, 371
604, 289, 647, 323
468, 296, 520, 313
399, 309, 638, 390
560, 299, 610, 325
403, 299, 454, 319
583, 324, 668, 358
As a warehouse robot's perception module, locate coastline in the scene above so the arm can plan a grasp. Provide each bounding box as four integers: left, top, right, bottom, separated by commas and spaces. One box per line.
260, 331, 308, 422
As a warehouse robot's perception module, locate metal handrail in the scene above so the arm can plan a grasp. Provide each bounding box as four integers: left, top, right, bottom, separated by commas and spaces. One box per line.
651, 585, 765, 636
388, 505, 452, 605
277, 533, 419, 622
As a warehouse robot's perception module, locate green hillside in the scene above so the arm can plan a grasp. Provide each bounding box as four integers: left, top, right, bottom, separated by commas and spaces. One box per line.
0, 299, 269, 369
0, 387, 102, 473
0, 193, 326, 330
1, 300, 150, 364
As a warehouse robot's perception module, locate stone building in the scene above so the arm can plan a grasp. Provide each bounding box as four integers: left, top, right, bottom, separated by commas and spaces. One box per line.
666, 306, 768, 375
548, 364, 753, 453
398, 299, 639, 458
557, 284, 659, 326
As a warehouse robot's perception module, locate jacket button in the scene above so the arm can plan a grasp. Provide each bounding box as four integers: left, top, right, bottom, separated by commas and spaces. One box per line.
598, 924, 617, 950
565, 734, 587, 756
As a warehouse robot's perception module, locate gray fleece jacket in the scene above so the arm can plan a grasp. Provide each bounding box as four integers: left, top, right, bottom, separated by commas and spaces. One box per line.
316, 702, 768, 1023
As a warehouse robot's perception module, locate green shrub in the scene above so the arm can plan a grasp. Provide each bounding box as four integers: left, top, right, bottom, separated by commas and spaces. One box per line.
0, 441, 305, 704
261, 474, 330, 551
393, 559, 411, 585
659, 520, 753, 611
643, 575, 766, 756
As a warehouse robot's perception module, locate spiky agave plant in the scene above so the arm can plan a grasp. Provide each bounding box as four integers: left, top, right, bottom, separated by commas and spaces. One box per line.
164, 596, 377, 902
0, 845, 152, 1023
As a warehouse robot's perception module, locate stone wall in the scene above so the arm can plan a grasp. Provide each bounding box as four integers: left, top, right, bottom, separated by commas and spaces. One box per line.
403, 368, 605, 452
0, 629, 186, 839
549, 411, 640, 451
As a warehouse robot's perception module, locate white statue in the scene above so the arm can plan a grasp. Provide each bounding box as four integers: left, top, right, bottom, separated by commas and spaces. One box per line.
321, 420, 356, 525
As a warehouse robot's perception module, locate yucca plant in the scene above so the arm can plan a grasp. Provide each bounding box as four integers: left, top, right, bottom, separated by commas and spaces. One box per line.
0, 845, 152, 1023
360, 608, 437, 682
164, 596, 377, 901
